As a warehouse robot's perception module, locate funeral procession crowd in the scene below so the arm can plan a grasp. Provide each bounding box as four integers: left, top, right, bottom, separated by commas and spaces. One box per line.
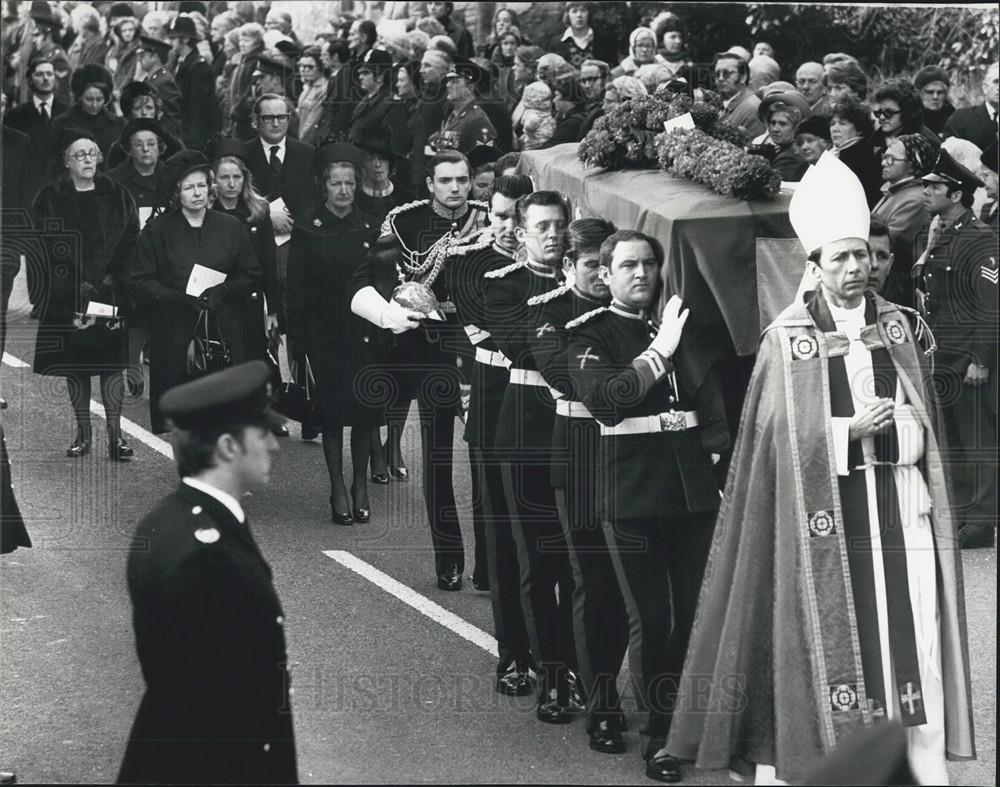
0, 0, 997, 784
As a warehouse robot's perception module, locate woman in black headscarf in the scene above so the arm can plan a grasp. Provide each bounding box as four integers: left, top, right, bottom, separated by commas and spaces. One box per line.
31, 128, 139, 458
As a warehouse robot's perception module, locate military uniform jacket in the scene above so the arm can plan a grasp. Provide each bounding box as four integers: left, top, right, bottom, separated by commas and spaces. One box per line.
484, 261, 562, 452
174, 48, 217, 151
436, 100, 498, 154
445, 239, 515, 447
916, 209, 999, 373
144, 66, 183, 138
527, 286, 608, 488
118, 483, 297, 785
350, 200, 488, 368
569, 305, 729, 521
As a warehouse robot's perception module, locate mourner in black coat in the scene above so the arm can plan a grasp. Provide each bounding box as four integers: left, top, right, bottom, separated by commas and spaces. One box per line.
173, 45, 217, 151
119, 361, 296, 785
1, 124, 33, 359
1, 425, 31, 554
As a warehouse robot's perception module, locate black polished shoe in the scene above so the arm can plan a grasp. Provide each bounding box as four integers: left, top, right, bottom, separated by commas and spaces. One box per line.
67, 438, 91, 458
389, 465, 409, 481
495, 665, 533, 696
536, 688, 572, 724
0, 770, 16, 784
352, 501, 371, 523
301, 424, 320, 440
370, 472, 390, 485
471, 575, 490, 591
589, 718, 626, 754
645, 754, 682, 783
272, 424, 289, 437
0, 397, 7, 409
959, 522, 995, 549
566, 669, 586, 713
109, 438, 134, 461
436, 563, 462, 591
330, 498, 354, 525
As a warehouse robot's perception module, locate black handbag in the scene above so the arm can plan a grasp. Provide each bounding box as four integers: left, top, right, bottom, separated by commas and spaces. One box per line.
186, 309, 231, 377
272, 356, 316, 423
72, 288, 126, 352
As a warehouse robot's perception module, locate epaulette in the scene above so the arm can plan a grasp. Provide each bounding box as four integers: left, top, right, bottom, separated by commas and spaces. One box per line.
448, 228, 493, 257
378, 198, 430, 237
895, 305, 937, 356
565, 306, 609, 329
527, 284, 571, 306
484, 259, 528, 279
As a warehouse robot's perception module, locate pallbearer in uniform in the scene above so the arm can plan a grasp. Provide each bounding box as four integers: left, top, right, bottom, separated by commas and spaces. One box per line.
483, 191, 576, 723
666, 153, 974, 784
526, 218, 629, 754
445, 174, 535, 695
350, 149, 488, 590
119, 361, 297, 785
568, 230, 729, 783
916, 149, 998, 549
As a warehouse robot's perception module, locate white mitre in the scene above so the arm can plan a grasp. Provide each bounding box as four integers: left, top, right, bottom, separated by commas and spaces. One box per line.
789, 151, 871, 255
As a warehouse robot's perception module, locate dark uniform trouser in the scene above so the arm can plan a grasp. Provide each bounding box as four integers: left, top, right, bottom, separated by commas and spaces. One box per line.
502, 458, 574, 696
467, 444, 488, 586
555, 486, 629, 725
603, 512, 715, 759
471, 445, 532, 672
935, 369, 998, 530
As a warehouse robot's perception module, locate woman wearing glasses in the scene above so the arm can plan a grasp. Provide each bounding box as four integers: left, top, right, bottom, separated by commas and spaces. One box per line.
870, 78, 940, 160
31, 128, 139, 459
295, 47, 329, 146
130, 151, 260, 434
610, 27, 667, 79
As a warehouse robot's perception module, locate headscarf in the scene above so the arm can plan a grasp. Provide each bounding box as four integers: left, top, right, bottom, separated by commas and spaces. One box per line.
896, 133, 936, 178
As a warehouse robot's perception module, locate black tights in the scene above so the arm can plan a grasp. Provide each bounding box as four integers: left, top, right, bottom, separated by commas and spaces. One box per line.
322, 426, 374, 514
66, 372, 124, 443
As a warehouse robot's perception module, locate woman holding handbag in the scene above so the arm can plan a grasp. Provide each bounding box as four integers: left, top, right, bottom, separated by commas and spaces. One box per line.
286, 143, 384, 525
130, 150, 260, 434
31, 128, 139, 459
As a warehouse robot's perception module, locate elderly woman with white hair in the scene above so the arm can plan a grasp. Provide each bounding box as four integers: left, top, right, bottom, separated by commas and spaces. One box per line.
611, 26, 666, 78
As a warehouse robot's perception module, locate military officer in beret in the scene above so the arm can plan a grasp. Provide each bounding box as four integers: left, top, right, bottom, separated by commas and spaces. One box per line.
568, 230, 729, 783
917, 148, 998, 549
119, 361, 297, 785
350, 148, 488, 590
433, 57, 498, 155
135, 34, 182, 137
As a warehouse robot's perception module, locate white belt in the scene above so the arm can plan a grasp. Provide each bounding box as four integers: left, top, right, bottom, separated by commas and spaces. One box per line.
556, 400, 593, 418
465, 324, 491, 345
509, 368, 546, 386
599, 410, 699, 436
475, 347, 511, 368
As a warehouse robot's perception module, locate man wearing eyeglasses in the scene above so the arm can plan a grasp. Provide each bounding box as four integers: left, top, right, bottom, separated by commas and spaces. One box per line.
713, 53, 764, 137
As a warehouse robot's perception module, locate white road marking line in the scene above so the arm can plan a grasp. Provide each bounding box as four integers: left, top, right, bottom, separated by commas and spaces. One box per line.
2, 352, 29, 368
323, 550, 498, 658
4, 350, 174, 458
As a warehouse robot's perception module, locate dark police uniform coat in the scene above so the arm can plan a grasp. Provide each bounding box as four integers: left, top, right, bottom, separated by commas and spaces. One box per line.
118, 482, 297, 785
173, 48, 216, 151
144, 65, 183, 138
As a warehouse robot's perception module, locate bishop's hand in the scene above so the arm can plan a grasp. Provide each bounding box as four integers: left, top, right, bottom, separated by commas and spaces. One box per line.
848, 398, 895, 440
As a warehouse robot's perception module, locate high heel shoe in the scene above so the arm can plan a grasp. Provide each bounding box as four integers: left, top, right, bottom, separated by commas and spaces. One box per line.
370, 472, 390, 485
330, 497, 354, 526
67, 438, 91, 458
352, 497, 371, 523
109, 438, 134, 461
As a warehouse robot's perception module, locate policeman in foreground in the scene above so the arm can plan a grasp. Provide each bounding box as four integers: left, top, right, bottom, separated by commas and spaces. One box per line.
118, 361, 297, 785
917, 149, 998, 549
568, 230, 729, 783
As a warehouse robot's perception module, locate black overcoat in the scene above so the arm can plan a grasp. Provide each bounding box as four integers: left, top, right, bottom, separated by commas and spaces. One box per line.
118, 483, 297, 785
129, 209, 260, 433
30, 173, 139, 376
174, 48, 217, 151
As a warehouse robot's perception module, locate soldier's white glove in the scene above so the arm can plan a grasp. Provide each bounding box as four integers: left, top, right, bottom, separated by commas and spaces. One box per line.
648, 295, 689, 359
351, 286, 421, 334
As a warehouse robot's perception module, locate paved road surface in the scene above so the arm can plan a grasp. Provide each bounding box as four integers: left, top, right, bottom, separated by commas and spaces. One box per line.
1, 273, 995, 784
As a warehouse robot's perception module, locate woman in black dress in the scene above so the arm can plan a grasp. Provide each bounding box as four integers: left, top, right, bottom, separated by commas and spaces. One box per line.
31, 128, 139, 459
130, 151, 260, 434
287, 143, 384, 525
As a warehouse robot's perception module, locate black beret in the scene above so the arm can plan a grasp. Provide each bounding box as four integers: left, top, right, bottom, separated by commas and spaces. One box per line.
54, 127, 97, 157
120, 118, 168, 148
160, 361, 285, 431
315, 142, 365, 174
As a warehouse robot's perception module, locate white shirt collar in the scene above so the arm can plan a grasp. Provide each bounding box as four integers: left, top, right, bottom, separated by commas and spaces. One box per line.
183, 477, 247, 523
261, 136, 287, 161
828, 299, 867, 334
561, 27, 593, 49
986, 103, 998, 123
33, 94, 52, 111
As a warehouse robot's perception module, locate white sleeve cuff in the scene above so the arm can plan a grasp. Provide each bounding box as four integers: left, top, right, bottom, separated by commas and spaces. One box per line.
350, 286, 390, 327
832, 417, 852, 476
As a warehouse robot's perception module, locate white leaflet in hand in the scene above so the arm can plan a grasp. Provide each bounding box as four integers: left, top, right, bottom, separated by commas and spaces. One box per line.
86, 301, 118, 317
138, 206, 153, 229
186, 264, 227, 296
663, 113, 696, 133
270, 197, 291, 246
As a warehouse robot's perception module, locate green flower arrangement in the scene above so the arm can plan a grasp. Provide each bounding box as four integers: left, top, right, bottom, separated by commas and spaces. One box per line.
578, 94, 674, 170
656, 127, 782, 201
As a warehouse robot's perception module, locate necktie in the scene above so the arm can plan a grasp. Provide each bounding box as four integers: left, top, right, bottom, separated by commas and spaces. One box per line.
39, 102, 49, 123
269, 145, 282, 176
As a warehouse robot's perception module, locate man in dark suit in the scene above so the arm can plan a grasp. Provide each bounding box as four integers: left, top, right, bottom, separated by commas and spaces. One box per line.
4, 54, 68, 197
942, 62, 998, 152
135, 34, 182, 137
118, 361, 297, 785
166, 14, 216, 151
